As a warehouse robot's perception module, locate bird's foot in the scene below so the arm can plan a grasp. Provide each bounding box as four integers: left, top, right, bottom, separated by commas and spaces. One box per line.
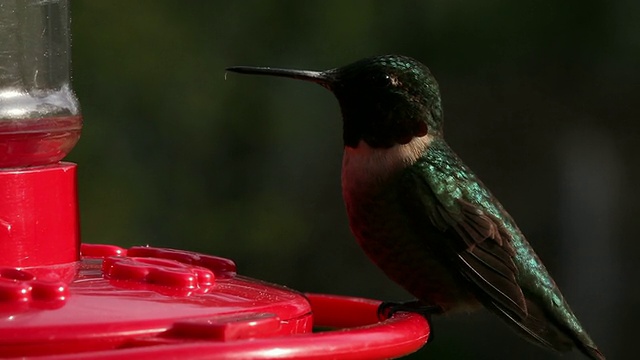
377, 300, 442, 320
377, 300, 442, 343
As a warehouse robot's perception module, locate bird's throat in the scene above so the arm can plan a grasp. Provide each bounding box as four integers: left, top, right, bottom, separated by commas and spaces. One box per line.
341, 134, 433, 193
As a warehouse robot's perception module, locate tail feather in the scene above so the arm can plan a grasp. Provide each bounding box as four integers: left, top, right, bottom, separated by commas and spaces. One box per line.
578, 343, 606, 360
492, 299, 573, 353
489, 298, 606, 359
573, 329, 606, 360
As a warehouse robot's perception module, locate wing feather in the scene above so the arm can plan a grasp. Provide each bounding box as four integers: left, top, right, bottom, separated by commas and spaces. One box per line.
398, 144, 604, 358
401, 165, 528, 320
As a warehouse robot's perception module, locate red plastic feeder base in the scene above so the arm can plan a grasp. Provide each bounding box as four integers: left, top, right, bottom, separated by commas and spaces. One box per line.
0, 244, 430, 359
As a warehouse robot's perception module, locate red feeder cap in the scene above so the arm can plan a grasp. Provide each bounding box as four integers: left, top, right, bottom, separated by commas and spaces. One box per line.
0, 163, 79, 267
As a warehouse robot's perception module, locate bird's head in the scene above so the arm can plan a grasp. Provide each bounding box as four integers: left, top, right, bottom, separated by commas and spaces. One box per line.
227, 55, 443, 148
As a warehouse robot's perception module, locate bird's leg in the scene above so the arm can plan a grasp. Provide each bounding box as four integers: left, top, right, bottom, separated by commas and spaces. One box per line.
377, 300, 443, 320
377, 300, 442, 343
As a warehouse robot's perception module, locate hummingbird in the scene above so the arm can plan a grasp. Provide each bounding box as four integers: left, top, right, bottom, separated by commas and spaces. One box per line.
226, 55, 605, 359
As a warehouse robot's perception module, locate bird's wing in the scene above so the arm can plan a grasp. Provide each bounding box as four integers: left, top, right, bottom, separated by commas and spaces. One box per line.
398, 147, 603, 358
400, 161, 528, 321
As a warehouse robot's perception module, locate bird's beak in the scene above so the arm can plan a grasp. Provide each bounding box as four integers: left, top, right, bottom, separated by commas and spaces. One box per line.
225, 66, 334, 89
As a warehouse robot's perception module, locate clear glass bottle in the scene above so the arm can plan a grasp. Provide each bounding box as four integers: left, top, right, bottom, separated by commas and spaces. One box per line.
0, 0, 82, 168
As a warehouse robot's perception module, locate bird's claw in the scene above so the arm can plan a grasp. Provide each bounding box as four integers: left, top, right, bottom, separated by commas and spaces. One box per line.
377, 300, 441, 343
377, 300, 442, 321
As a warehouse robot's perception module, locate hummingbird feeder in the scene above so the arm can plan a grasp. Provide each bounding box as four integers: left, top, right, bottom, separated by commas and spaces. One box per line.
0, 1, 429, 358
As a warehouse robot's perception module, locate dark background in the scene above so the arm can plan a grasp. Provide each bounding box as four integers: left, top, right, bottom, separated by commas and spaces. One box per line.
69, 1, 637, 359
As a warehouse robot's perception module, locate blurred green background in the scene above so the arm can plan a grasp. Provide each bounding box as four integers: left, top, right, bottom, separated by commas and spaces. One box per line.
68, 1, 637, 359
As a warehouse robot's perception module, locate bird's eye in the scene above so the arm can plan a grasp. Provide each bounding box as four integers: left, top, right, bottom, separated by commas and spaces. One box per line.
370, 73, 396, 87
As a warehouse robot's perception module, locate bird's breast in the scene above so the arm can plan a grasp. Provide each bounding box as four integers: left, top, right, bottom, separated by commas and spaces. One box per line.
340, 135, 479, 312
